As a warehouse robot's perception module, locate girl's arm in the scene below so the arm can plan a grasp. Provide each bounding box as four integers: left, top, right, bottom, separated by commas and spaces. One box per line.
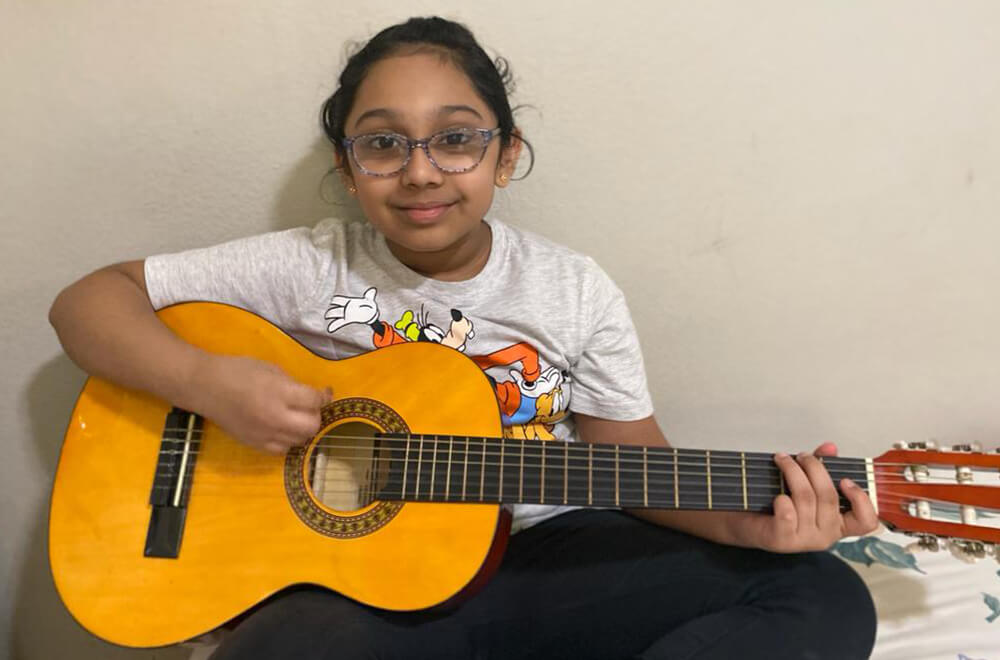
49, 261, 326, 454
574, 414, 879, 552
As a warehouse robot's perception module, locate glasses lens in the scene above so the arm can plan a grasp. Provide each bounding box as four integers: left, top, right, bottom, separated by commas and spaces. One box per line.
428, 129, 487, 172
352, 133, 408, 175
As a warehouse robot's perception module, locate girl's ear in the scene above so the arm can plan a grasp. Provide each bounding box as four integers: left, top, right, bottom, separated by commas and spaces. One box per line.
495, 128, 523, 188
334, 151, 357, 195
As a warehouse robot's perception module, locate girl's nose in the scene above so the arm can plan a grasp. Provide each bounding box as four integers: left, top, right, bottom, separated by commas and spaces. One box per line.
400, 145, 444, 188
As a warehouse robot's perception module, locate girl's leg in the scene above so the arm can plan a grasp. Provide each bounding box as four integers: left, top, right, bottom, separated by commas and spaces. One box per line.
451, 509, 877, 660
210, 509, 876, 660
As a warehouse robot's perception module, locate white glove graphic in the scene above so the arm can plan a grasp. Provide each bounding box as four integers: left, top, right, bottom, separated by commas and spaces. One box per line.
509, 366, 563, 397
325, 287, 379, 333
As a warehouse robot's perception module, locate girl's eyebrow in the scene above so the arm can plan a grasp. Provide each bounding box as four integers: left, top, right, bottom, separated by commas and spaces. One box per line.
353, 104, 484, 129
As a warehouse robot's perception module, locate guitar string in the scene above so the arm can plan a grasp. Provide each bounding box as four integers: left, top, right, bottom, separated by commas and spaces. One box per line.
152, 430, 978, 472
150, 448, 992, 483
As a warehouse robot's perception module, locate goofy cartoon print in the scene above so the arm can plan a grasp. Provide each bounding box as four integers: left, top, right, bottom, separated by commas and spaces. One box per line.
325, 287, 569, 440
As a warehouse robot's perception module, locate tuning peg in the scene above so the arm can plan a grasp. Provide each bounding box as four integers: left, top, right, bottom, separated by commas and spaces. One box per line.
915, 535, 941, 552
908, 441, 937, 451
949, 443, 983, 452
947, 539, 988, 563
893, 441, 910, 450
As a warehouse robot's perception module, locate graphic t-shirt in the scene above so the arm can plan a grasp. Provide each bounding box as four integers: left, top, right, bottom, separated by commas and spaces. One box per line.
145, 216, 654, 531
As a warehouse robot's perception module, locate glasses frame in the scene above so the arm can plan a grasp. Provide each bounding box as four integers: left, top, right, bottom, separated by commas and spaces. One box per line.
342, 127, 502, 177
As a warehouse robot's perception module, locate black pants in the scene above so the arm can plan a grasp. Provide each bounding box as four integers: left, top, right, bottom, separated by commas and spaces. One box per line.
209, 509, 876, 660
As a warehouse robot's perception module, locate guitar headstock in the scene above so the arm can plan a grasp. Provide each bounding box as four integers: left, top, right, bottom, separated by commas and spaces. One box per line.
872, 442, 1000, 562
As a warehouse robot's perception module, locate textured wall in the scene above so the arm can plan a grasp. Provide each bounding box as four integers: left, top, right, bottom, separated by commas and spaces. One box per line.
3, 1, 999, 658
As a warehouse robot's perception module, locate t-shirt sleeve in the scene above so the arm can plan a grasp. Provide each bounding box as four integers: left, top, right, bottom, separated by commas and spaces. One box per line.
144, 226, 331, 328
569, 262, 654, 421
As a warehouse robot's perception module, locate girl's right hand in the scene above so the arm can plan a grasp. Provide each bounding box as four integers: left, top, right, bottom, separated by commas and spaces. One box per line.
191, 353, 329, 454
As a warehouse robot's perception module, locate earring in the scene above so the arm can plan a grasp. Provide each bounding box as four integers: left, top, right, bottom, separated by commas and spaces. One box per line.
497, 173, 509, 185
347, 184, 357, 194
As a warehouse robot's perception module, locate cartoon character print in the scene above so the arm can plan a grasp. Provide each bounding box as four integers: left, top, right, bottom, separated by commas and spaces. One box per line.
324, 287, 569, 439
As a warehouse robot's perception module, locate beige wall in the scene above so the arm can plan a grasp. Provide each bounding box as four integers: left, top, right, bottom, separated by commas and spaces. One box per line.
3, 1, 999, 658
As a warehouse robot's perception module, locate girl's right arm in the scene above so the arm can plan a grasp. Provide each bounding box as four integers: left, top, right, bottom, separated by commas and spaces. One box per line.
49, 261, 327, 454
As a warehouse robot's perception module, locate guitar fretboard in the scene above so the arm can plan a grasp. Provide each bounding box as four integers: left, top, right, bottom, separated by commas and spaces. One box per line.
372, 434, 869, 513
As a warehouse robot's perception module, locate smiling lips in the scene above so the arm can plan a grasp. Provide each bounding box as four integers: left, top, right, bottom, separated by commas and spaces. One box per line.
397, 201, 456, 221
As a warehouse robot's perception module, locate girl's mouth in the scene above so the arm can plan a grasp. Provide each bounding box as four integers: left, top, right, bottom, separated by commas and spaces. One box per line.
398, 202, 455, 222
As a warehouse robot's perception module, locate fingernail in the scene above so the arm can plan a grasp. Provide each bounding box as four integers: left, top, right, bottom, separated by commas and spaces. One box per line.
842, 478, 857, 489
797, 451, 810, 460
775, 452, 789, 460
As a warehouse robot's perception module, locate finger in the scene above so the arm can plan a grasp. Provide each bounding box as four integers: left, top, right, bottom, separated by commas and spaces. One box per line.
840, 478, 880, 536
796, 452, 840, 530
262, 440, 289, 455
813, 442, 838, 457
329, 296, 353, 307
775, 453, 816, 532
770, 494, 798, 550
288, 382, 329, 412
326, 319, 351, 333
284, 409, 322, 439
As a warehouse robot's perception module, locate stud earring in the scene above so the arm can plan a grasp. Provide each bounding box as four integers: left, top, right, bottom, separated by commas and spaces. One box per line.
497, 173, 509, 185
347, 184, 357, 194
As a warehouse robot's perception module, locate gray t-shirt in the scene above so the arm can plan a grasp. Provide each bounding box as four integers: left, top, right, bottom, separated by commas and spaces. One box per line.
145, 216, 654, 531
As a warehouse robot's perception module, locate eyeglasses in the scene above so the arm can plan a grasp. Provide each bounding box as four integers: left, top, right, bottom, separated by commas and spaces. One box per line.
342, 127, 501, 177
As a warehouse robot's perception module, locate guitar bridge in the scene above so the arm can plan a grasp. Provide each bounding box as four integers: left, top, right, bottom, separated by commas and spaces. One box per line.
144, 407, 202, 558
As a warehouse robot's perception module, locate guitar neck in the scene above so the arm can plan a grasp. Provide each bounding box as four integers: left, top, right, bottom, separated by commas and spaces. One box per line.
372, 435, 872, 513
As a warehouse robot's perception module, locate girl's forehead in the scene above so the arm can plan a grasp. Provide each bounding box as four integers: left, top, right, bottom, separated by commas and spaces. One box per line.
347, 53, 495, 130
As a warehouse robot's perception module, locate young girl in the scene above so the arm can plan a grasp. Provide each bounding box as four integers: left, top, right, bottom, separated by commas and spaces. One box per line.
50, 16, 879, 660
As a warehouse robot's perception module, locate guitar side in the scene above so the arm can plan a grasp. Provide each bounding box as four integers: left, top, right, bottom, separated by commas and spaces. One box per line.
48, 302, 508, 648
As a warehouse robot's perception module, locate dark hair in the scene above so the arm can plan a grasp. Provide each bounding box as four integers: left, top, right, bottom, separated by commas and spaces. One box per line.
321, 16, 533, 178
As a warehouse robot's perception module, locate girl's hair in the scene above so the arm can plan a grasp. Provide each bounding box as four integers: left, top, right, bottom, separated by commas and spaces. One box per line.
321, 16, 533, 178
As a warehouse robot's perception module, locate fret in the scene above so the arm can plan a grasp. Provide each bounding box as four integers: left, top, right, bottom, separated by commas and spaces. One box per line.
521, 440, 543, 505
590, 444, 617, 506
614, 445, 620, 507
540, 439, 546, 504
588, 443, 593, 506
445, 436, 453, 501
643, 446, 648, 507
429, 435, 438, 501
462, 437, 469, 501
542, 440, 565, 505
519, 439, 525, 503
741, 452, 748, 511
479, 437, 487, 501
563, 441, 569, 505
705, 450, 712, 511
674, 449, 709, 510
498, 438, 506, 502
705, 450, 747, 513
401, 436, 411, 499
414, 436, 424, 500
566, 443, 590, 505
617, 446, 647, 507
673, 448, 679, 508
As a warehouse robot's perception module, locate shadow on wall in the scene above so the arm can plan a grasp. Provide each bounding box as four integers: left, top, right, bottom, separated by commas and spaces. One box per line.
270, 136, 366, 233
11, 355, 187, 660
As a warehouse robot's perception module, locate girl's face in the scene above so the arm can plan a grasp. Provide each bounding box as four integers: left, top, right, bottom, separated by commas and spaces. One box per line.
342, 53, 519, 268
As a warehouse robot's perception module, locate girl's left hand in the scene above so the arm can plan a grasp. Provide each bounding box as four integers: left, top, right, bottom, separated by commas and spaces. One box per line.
747, 442, 879, 553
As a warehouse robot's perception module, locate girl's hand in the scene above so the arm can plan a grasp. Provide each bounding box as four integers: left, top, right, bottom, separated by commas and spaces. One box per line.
745, 443, 879, 553
191, 353, 329, 455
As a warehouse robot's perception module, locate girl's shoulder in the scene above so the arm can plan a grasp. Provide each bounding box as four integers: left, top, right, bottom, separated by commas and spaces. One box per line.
492, 218, 621, 293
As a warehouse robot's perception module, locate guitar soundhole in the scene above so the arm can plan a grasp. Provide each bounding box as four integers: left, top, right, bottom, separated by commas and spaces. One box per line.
284, 397, 407, 539
308, 421, 389, 512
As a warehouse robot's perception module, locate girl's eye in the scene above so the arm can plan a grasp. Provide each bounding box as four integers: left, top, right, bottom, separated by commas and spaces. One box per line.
364, 135, 403, 151
440, 131, 472, 146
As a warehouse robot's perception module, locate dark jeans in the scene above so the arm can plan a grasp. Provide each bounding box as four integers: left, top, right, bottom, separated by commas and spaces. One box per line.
209, 509, 876, 660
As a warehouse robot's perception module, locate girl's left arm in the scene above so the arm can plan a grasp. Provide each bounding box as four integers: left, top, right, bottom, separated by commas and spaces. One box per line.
574, 414, 880, 552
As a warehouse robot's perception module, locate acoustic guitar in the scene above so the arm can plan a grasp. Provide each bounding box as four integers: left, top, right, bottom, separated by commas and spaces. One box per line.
48, 302, 1000, 648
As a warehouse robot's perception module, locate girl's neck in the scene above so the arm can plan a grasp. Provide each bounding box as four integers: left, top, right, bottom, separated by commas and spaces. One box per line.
385, 221, 493, 282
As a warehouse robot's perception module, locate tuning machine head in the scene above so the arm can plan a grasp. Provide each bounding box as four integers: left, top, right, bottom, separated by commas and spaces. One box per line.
946, 539, 994, 563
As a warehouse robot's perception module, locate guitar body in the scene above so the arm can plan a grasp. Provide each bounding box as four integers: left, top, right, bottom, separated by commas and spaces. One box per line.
49, 303, 509, 648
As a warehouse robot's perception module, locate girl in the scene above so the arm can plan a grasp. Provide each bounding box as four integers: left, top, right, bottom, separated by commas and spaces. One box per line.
50, 16, 878, 660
